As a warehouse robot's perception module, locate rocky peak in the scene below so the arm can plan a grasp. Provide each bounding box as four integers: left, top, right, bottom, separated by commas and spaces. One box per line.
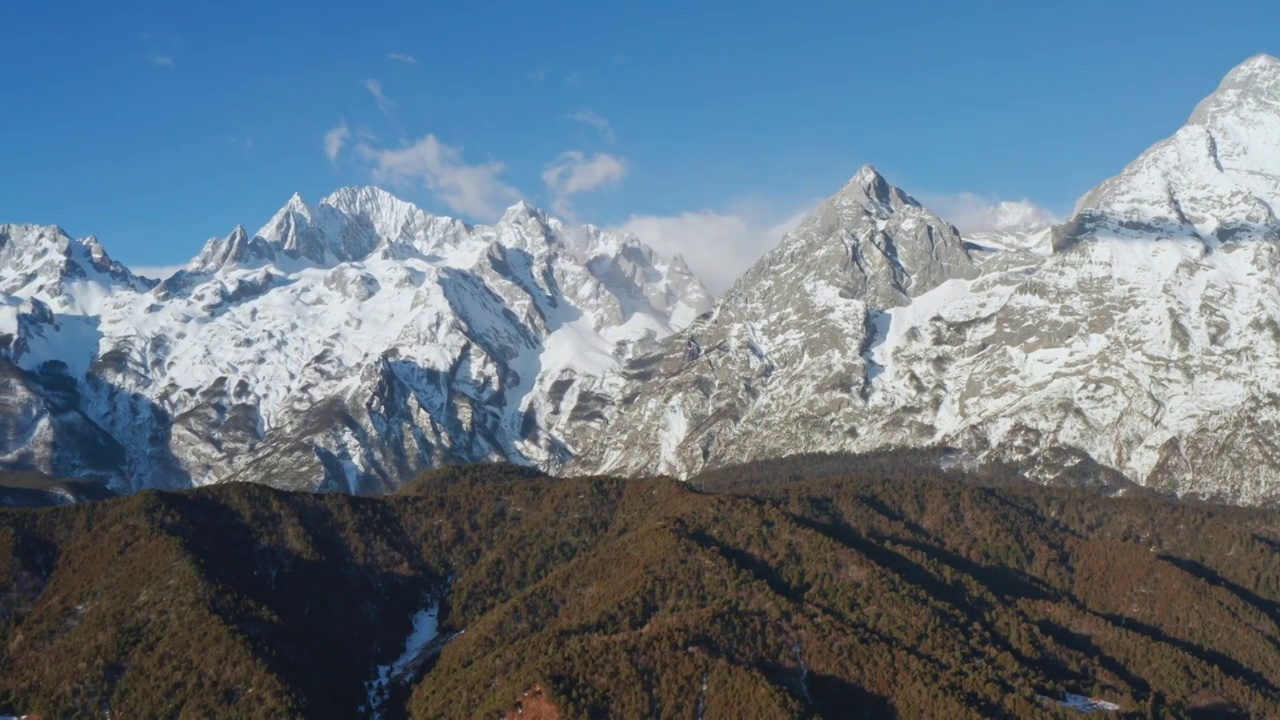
321, 185, 411, 213
1189, 53, 1280, 125
499, 200, 542, 224
283, 191, 311, 214
0, 224, 152, 306
256, 194, 316, 256
836, 164, 920, 215
189, 224, 277, 275
254, 193, 313, 237
494, 201, 560, 257
724, 166, 976, 311
1057, 54, 1280, 251
0, 223, 74, 266
320, 186, 426, 241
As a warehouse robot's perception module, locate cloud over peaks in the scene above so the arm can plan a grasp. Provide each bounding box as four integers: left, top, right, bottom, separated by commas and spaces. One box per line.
361, 134, 520, 219
364, 79, 395, 116
920, 192, 1059, 234
541, 151, 627, 218
324, 122, 351, 163
613, 205, 808, 296
131, 264, 185, 280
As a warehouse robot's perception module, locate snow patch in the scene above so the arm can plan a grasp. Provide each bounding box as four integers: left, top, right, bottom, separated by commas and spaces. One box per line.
542, 317, 619, 377
0, 296, 18, 336
362, 603, 441, 719
1037, 693, 1121, 713
659, 397, 689, 474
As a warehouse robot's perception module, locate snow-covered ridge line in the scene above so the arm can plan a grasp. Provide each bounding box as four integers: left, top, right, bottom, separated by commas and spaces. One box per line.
0, 189, 711, 494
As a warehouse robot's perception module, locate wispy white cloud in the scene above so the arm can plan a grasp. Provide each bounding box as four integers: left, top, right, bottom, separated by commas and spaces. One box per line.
542, 152, 627, 196
364, 78, 395, 116
388, 52, 418, 64
360, 134, 520, 219
132, 264, 185, 280
917, 192, 1060, 234
541, 151, 627, 219
527, 66, 549, 81
139, 32, 180, 67
139, 31, 181, 66
566, 109, 615, 143
562, 70, 583, 86
324, 122, 351, 163
613, 204, 810, 295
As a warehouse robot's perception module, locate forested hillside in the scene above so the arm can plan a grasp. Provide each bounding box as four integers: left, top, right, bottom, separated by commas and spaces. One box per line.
3, 457, 1279, 718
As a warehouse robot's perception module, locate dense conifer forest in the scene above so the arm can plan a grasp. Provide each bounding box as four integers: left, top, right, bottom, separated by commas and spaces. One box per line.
3, 455, 1280, 718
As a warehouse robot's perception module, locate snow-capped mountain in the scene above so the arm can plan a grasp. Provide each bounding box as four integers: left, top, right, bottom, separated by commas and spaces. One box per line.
0, 193, 710, 493
563, 164, 977, 477
7, 54, 1280, 504
567, 53, 1280, 504
1058, 53, 1280, 252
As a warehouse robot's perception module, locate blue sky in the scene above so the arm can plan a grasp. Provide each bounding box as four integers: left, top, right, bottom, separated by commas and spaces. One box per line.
3, 0, 1280, 288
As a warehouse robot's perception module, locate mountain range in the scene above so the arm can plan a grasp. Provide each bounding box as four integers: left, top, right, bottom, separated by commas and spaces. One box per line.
6, 54, 1280, 504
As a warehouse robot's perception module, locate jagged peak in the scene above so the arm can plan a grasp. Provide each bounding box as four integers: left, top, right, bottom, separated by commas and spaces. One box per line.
317, 186, 433, 247
186, 224, 272, 275
254, 192, 316, 238
0, 221, 67, 233
1060, 53, 1280, 252
0, 224, 153, 300
283, 192, 311, 216
1221, 53, 1280, 86
0, 223, 74, 247
320, 185, 420, 215
1189, 53, 1280, 126
0, 224, 124, 268
832, 164, 921, 215
724, 163, 974, 310
852, 163, 883, 185
499, 199, 546, 225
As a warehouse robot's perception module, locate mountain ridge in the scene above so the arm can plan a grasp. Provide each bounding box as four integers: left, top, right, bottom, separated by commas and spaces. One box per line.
0, 189, 712, 494
6, 55, 1280, 502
